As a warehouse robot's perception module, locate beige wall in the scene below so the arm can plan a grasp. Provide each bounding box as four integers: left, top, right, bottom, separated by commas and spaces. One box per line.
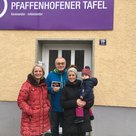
0, 0, 136, 107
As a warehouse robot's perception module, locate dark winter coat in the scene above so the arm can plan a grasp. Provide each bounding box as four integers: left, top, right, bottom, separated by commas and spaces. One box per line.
81, 77, 98, 101
17, 74, 51, 136
61, 79, 92, 135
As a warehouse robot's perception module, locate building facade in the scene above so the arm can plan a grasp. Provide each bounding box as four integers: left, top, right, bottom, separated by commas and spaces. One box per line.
0, 0, 136, 135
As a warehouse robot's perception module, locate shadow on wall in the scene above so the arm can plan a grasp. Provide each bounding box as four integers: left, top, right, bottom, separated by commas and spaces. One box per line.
0, 101, 21, 136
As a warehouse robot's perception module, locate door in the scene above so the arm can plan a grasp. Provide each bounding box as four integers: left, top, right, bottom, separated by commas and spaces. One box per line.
40, 40, 93, 77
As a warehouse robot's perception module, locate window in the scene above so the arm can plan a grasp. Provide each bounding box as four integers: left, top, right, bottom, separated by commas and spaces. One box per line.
75, 50, 84, 71
62, 50, 71, 68
49, 50, 58, 71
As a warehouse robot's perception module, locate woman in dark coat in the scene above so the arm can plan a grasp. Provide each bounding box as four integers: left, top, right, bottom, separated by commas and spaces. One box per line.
61, 67, 92, 136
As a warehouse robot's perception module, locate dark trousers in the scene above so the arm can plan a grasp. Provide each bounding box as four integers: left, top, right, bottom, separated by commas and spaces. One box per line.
50, 111, 64, 136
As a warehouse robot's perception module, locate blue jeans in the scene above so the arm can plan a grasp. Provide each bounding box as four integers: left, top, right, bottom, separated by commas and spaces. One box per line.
50, 111, 64, 136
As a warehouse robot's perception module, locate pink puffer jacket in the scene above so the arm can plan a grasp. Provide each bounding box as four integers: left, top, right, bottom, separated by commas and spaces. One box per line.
17, 74, 51, 136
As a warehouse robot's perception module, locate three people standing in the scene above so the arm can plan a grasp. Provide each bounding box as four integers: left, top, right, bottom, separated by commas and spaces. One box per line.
17, 57, 96, 136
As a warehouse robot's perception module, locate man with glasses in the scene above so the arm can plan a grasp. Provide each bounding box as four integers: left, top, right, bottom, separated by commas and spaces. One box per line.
46, 57, 68, 136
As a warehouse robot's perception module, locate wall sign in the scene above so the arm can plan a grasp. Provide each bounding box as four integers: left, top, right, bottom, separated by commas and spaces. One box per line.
99, 39, 107, 45
0, 0, 114, 30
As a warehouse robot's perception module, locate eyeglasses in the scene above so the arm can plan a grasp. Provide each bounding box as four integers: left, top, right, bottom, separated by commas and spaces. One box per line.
56, 62, 65, 65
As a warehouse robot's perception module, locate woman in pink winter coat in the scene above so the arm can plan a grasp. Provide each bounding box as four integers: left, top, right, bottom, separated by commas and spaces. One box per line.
17, 64, 51, 136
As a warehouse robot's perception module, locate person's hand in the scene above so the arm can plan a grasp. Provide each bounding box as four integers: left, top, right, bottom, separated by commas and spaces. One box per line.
77, 99, 86, 107
53, 87, 60, 92
82, 100, 86, 106
80, 96, 83, 100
